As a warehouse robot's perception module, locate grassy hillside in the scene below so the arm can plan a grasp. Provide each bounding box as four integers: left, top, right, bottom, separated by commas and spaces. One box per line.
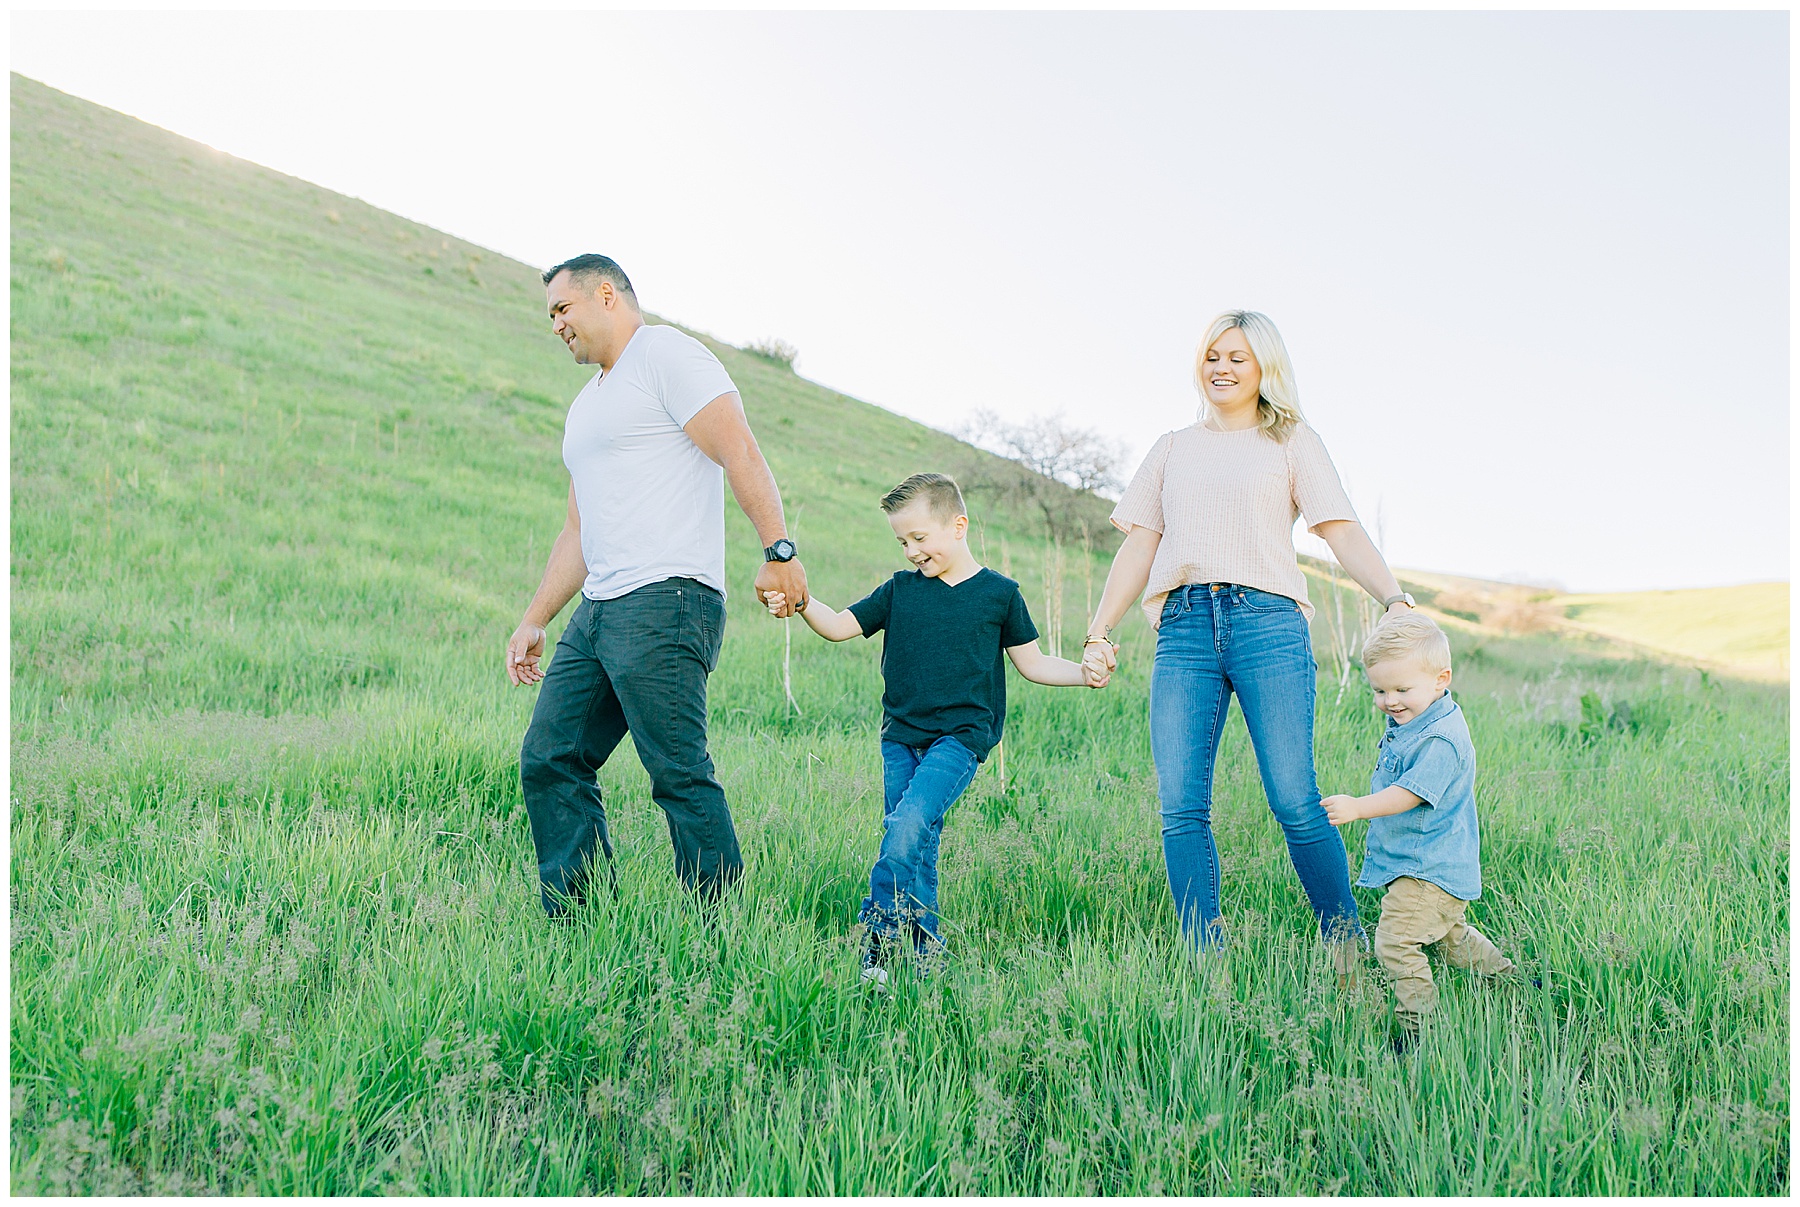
1556, 583, 1789, 682
1353, 570, 1789, 683
10, 75, 1788, 1195
9, 74, 1114, 740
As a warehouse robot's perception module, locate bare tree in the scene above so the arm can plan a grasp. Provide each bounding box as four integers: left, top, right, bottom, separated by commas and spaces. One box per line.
954, 409, 1125, 543
960, 409, 1124, 496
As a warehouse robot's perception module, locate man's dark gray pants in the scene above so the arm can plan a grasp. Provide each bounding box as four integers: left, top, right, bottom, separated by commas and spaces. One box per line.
520, 577, 742, 914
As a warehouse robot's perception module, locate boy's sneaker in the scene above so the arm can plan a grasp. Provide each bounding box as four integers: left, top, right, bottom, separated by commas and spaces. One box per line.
861, 931, 891, 989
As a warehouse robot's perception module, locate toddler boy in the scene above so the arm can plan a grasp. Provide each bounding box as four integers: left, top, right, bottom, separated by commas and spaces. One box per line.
765, 473, 1098, 984
1323, 611, 1513, 1045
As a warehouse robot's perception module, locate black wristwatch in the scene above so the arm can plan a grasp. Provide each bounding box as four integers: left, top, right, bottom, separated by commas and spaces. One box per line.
764, 538, 797, 563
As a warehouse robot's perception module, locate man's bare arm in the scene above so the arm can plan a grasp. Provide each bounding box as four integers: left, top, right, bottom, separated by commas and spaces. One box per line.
684, 391, 809, 615
507, 483, 587, 686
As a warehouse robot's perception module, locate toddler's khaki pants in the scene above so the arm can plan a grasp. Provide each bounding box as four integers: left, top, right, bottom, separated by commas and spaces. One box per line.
1374, 876, 1513, 1028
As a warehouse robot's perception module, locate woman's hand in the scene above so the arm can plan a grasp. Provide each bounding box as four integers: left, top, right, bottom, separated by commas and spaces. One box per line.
1079, 525, 1159, 690
1081, 638, 1117, 687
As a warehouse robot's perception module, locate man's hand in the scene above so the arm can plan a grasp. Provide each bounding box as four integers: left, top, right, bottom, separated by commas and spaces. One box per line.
507, 621, 548, 686
1081, 639, 1117, 688
1322, 794, 1362, 826
756, 559, 808, 618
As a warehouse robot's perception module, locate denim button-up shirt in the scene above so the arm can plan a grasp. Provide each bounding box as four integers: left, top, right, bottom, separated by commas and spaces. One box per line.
1356, 690, 1483, 901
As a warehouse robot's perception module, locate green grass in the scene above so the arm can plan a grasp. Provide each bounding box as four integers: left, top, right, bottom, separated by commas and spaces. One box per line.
10, 74, 1790, 1195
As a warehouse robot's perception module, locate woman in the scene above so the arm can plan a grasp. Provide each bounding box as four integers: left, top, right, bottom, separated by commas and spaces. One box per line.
1083, 310, 1413, 962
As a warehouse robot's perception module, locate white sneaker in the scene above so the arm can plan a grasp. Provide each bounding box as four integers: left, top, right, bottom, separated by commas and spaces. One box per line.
861, 932, 891, 990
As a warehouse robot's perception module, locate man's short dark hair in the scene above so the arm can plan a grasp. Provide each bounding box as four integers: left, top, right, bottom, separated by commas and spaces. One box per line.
542, 253, 637, 303
880, 473, 966, 522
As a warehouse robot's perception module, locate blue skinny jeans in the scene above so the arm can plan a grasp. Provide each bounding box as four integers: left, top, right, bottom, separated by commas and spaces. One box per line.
859, 736, 980, 953
1150, 583, 1363, 951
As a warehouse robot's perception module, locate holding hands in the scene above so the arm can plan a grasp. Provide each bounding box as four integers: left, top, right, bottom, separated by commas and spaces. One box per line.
1081, 636, 1117, 688
756, 559, 808, 618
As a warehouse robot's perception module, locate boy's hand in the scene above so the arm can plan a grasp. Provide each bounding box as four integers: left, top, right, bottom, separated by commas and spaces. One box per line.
1322, 794, 1361, 826
764, 590, 789, 617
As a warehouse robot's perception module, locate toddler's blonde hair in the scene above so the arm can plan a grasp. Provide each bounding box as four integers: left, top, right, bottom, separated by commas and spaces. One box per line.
1362, 611, 1451, 674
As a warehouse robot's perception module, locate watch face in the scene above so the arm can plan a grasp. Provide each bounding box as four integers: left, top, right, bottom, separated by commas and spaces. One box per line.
771, 540, 796, 561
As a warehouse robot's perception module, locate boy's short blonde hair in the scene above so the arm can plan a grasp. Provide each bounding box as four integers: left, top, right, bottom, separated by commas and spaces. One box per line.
1362, 611, 1451, 674
880, 473, 965, 522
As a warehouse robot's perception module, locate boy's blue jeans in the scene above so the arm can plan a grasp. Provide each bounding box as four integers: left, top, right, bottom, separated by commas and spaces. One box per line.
859, 735, 980, 952
1150, 584, 1363, 952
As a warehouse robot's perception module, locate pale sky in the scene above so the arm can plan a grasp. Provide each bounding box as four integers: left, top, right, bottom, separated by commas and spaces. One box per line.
13, 10, 1789, 592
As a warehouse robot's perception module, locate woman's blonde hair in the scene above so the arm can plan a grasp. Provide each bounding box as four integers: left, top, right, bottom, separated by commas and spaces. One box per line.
1195, 310, 1305, 443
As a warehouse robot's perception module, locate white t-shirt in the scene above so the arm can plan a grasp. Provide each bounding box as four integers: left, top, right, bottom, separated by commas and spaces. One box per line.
562, 324, 737, 601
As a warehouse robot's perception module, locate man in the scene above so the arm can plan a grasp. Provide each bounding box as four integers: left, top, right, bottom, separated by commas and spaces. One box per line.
506, 253, 807, 916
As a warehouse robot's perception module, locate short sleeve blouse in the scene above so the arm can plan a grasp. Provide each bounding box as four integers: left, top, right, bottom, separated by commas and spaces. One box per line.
1110, 421, 1358, 625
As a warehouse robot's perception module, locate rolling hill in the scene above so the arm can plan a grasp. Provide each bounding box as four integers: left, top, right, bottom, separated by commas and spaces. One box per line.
9, 72, 1116, 737
1377, 570, 1788, 682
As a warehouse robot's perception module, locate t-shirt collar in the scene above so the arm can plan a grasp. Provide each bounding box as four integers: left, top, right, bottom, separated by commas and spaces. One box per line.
596, 324, 646, 382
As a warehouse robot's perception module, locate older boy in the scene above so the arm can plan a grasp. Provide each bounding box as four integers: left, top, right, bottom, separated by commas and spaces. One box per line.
765, 473, 1098, 983
1324, 612, 1514, 1045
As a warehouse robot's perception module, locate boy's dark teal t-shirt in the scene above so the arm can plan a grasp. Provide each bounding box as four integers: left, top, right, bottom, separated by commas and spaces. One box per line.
846, 567, 1038, 761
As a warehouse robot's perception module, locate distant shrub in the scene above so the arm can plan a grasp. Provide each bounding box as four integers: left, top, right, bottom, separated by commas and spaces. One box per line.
746, 337, 799, 369
1549, 690, 1682, 745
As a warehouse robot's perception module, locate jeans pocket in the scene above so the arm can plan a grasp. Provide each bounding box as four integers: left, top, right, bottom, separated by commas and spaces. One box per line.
1236, 587, 1299, 613
698, 593, 724, 673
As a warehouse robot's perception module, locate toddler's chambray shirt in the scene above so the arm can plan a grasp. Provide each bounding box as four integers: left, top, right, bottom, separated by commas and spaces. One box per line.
1355, 690, 1483, 901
